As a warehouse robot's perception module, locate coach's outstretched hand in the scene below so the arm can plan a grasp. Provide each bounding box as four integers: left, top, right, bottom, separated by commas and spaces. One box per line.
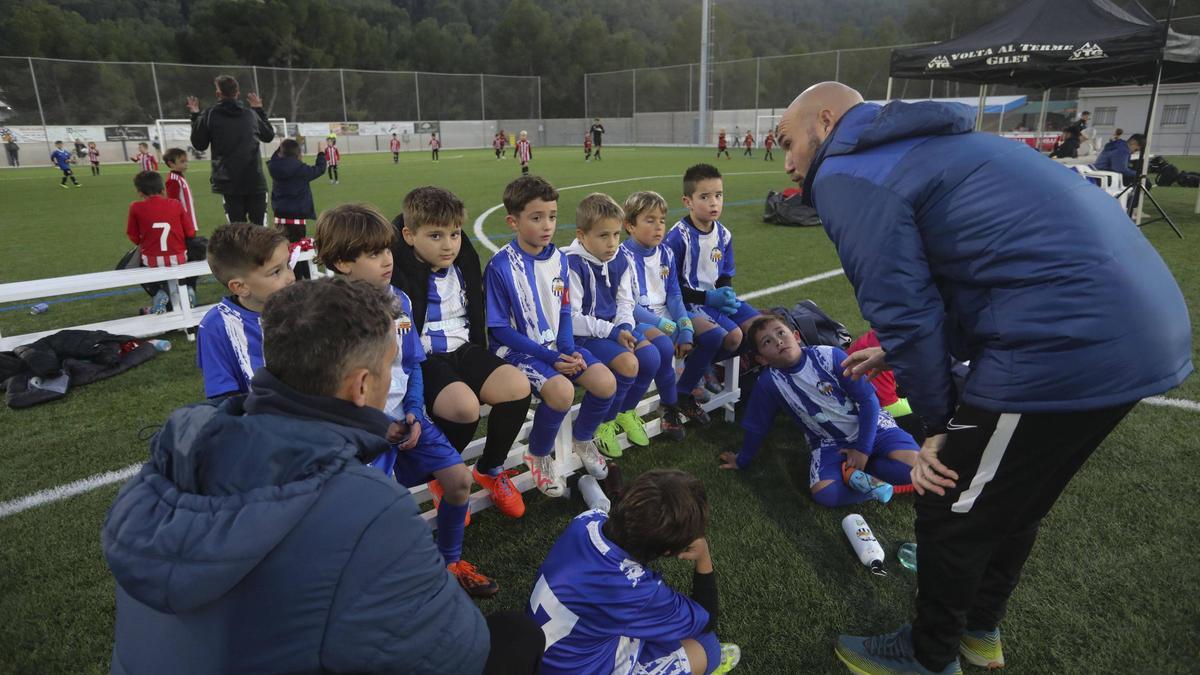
186, 95, 200, 113
247, 92, 263, 108
911, 433, 958, 496
841, 347, 888, 381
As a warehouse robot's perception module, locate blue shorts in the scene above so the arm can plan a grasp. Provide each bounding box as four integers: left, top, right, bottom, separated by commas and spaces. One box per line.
502, 347, 600, 394
809, 423, 919, 487
371, 414, 463, 487
575, 336, 632, 365
695, 300, 760, 332
635, 640, 693, 675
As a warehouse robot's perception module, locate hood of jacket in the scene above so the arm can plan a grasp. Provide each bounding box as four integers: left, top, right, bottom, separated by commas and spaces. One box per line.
803, 101, 975, 203
562, 239, 620, 287
102, 370, 392, 614
267, 155, 307, 181
389, 213, 487, 346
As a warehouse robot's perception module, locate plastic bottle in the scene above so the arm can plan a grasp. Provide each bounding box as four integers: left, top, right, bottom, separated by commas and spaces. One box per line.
29, 302, 50, 315
147, 339, 172, 352
842, 513, 887, 576
846, 469, 894, 504
578, 475, 611, 513
898, 542, 918, 573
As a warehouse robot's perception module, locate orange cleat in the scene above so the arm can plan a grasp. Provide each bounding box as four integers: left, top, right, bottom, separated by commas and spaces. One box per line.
447, 559, 499, 598
471, 466, 526, 519
426, 479, 471, 527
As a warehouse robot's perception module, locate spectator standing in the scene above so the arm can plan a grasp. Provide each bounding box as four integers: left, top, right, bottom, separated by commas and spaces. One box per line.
3, 135, 17, 167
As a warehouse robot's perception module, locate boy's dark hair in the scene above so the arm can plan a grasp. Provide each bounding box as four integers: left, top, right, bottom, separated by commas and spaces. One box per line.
261, 277, 398, 398
745, 312, 793, 358
603, 469, 709, 564
683, 163, 723, 197
1114, 128, 1124, 136
503, 175, 558, 215
575, 192, 623, 232
214, 75, 239, 98
403, 186, 465, 231
138, 142, 148, 149
1129, 133, 1146, 147
54, 140, 63, 145
206, 222, 288, 285
278, 138, 302, 159
134, 171, 164, 196
162, 148, 187, 166
314, 203, 396, 271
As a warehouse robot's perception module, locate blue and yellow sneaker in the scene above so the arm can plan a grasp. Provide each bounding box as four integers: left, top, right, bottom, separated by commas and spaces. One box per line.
835, 624, 963, 674
959, 628, 1004, 670
711, 643, 741, 674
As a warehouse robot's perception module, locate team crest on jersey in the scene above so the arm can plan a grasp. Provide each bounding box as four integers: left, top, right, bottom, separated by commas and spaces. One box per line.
709, 248, 722, 263
659, 264, 670, 280
396, 312, 412, 335
816, 381, 835, 397
619, 558, 645, 587
551, 276, 565, 298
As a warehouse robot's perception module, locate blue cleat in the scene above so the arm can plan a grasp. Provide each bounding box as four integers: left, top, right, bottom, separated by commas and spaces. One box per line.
835, 624, 962, 674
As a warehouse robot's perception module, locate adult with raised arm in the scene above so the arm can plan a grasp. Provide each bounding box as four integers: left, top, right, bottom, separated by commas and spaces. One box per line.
777, 81, 1192, 675
187, 75, 275, 225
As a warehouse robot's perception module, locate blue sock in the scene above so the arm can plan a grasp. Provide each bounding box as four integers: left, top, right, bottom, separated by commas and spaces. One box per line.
529, 403, 567, 457
573, 391, 614, 441
652, 335, 678, 406
435, 499, 468, 564
697, 631, 722, 674
621, 344, 660, 411
866, 456, 914, 485
678, 327, 725, 394
605, 370, 636, 422
811, 480, 872, 508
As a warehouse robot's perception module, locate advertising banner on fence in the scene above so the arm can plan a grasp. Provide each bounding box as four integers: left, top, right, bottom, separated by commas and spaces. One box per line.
0, 126, 49, 142
46, 126, 107, 142
414, 121, 440, 134
328, 122, 360, 136
104, 126, 150, 141
357, 121, 415, 136
297, 123, 329, 138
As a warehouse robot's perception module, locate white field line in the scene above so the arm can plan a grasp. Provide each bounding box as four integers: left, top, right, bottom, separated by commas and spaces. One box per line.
0, 464, 140, 518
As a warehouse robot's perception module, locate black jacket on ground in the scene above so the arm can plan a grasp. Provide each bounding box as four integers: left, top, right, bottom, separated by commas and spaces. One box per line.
390, 214, 488, 349
190, 99, 275, 195
268, 152, 326, 219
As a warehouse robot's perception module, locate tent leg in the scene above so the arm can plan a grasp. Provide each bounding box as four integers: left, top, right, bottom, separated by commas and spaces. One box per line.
1035, 90, 1049, 150
886, 77, 893, 101
975, 85, 987, 131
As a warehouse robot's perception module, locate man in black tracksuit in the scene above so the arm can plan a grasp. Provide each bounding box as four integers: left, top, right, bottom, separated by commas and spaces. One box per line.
188, 75, 275, 225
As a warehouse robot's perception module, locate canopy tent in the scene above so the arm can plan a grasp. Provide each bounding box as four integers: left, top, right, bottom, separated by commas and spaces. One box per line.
888, 0, 1200, 229
890, 0, 1200, 88
866, 95, 1028, 114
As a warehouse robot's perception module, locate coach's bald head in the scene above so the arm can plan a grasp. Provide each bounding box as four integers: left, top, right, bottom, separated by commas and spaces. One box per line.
778, 82, 864, 185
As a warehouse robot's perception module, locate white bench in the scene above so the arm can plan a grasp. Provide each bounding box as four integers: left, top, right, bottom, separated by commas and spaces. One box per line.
0, 251, 318, 352
1071, 166, 1129, 211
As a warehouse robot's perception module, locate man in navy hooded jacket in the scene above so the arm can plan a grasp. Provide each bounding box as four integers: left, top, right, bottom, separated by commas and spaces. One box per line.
102, 277, 544, 674
777, 83, 1191, 674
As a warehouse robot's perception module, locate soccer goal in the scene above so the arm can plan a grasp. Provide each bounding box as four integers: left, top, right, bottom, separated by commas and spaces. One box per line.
154, 117, 288, 156
755, 114, 781, 142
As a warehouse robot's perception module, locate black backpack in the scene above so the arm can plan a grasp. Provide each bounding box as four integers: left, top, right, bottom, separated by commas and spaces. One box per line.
763, 190, 822, 227
768, 300, 853, 349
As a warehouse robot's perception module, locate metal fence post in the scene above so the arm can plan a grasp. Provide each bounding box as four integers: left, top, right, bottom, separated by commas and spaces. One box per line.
27, 57, 50, 155
834, 49, 841, 82
480, 74, 487, 147
754, 57, 760, 113
415, 73, 422, 121
252, 65, 260, 96
339, 69, 349, 123
150, 61, 165, 120
631, 68, 637, 144
584, 74, 589, 121
536, 77, 542, 122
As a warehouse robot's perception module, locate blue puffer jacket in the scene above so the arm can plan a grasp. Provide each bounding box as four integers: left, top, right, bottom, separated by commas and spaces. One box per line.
804, 101, 1192, 428
269, 151, 326, 219
1093, 138, 1135, 179
102, 370, 489, 675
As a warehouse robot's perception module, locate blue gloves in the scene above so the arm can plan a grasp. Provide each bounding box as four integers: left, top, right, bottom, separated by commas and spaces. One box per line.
656, 317, 677, 335
676, 317, 694, 345
704, 287, 741, 316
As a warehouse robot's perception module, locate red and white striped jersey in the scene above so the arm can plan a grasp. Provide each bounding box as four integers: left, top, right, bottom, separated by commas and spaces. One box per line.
390, 137, 401, 152
166, 171, 198, 235
87, 147, 100, 163
493, 136, 503, 150
133, 152, 158, 172
429, 137, 441, 150
127, 195, 194, 267
516, 139, 531, 163
325, 146, 341, 165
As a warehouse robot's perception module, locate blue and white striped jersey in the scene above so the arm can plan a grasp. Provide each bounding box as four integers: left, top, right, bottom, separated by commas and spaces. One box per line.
387, 286, 426, 418
563, 240, 635, 339
664, 216, 736, 293
421, 265, 471, 354
620, 238, 683, 320
530, 510, 710, 675
485, 240, 573, 355
197, 298, 263, 398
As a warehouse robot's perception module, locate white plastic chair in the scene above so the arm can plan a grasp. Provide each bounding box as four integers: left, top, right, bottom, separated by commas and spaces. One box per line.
1072, 165, 1129, 210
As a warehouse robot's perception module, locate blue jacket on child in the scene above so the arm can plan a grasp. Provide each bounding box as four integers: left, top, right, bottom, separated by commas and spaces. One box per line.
1092, 138, 1136, 179
803, 101, 1192, 430
268, 151, 326, 219
102, 369, 488, 675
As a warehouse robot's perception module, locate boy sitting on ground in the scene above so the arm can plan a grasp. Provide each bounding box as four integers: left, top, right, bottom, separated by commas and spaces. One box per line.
530, 469, 741, 675
315, 203, 498, 598
718, 314, 918, 507
197, 223, 295, 399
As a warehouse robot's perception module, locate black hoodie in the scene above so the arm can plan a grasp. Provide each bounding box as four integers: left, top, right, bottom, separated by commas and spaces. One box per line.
190, 98, 275, 195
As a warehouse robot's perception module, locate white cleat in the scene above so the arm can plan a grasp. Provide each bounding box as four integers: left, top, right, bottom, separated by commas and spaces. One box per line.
524, 453, 565, 498
571, 439, 609, 480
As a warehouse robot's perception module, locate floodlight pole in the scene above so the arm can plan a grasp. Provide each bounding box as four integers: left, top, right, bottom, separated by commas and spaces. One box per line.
698, 0, 712, 145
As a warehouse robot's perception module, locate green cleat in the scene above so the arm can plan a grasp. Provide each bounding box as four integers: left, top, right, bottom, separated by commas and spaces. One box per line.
593, 421, 622, 458
711, 643, 741, 674
614, 409, 649, 447
959, 628, 1004, 670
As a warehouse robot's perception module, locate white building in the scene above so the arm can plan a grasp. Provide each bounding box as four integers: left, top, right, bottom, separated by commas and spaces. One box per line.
1077, 82, 1200, 156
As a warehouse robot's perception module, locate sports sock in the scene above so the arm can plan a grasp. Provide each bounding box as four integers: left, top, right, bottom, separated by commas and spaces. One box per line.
432, 417, 478, 454
528, 402, 567, 457
604, 370, 635, 423
621, 344, 660, 411
678, 328, 724, 394
435, 499, 468, 564
866, 455, 914, 485
651, 335, 678, 405
811, 480, 872, 508
698, 632, 722, 674
573, 391, 614, 441
477, 393, 531, 473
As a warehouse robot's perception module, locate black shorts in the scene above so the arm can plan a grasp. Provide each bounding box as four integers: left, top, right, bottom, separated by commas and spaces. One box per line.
421, 342, 508, 404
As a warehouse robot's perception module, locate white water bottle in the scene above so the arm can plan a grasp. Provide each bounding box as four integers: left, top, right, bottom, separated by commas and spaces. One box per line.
842, 513, 886, 576
578, 475, 611, 513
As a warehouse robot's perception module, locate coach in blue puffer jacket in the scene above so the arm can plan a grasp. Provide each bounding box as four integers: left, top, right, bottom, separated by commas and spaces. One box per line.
777, 83, 1191, 674
102, 278, 494, 675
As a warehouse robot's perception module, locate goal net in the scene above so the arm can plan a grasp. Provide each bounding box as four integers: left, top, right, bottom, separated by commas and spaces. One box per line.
154, 117, 288, 155
755, 115, 781, 142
